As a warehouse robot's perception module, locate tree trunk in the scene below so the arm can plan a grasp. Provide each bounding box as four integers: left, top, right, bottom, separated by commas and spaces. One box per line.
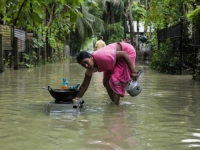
127, 0, 136, 47
0, 34, 4, 72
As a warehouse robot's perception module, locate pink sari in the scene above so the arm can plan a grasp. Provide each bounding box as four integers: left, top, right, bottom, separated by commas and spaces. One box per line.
92, 42, 136, 97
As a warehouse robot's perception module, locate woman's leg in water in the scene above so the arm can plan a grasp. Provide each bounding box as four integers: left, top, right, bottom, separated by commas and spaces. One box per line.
104, 79, 120, 105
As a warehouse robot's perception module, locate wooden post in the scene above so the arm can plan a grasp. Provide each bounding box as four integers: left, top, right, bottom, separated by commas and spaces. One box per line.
157, 30, 160, 50
37, 47, 40, 64
127, 0, 135, 46
25, 39, 30, 64
123, 7, 127, 40
137, 20, 140, 51
13, 37, 18, 70
25, 39, 30, 54
180, 16, 184, 75
192, 2, 197, 79
0, 34, 4, 73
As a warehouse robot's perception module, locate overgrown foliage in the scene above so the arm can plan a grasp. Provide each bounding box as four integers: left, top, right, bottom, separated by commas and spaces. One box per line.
187, 5, 200, 29
22, 51, 37, 68
105, 22, 124, 44
145, 0, 194, 29
193, 52, 200, 80
144, 0, 195, 74
187, 5, 200, 79
0, 0, 84, 65
150, 39, 180, 74
69, 1, 105, 52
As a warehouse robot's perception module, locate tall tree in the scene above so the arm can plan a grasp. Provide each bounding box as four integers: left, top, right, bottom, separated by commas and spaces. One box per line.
127, 0, 135, 46
145, 0, 194, 29
70, 0, 105, 53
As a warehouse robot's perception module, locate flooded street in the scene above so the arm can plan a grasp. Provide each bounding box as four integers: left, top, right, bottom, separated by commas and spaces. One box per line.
0, 60, 200, 150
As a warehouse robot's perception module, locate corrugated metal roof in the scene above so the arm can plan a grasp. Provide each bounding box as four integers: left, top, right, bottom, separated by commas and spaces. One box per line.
0, 24, 25, 52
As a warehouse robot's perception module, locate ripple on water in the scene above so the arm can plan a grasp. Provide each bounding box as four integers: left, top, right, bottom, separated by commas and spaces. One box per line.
0, 63, 200, 150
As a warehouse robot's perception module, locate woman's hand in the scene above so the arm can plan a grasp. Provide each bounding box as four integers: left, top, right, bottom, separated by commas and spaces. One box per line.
130, 72, 138, 81
72, 97, 83, 108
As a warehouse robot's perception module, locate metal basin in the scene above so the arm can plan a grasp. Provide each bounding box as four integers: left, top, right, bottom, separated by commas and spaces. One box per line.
47, 86, 79, 102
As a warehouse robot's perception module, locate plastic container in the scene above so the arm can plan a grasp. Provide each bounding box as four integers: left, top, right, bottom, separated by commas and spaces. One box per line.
70, 85, 78, 90
61, 78, 70, 89
62, 78, 68, 86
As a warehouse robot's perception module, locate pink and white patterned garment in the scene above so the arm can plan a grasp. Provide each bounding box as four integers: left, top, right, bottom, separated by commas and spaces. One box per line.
92, 42, 136, 97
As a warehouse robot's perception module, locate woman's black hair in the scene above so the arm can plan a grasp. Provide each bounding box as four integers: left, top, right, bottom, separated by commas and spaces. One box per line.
76, 51, 91, 64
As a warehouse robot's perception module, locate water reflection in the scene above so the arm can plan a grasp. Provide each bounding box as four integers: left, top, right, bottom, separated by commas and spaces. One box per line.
74, 104, 136, 149
0, 61, 200, 150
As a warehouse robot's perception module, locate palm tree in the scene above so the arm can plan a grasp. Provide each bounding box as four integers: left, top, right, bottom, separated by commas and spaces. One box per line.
95, 0, 125, 25
76, 3, 105, 41
70, 1, 105, 54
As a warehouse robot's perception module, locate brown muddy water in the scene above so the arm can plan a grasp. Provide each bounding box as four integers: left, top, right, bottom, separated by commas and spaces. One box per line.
0, 60, 200, 150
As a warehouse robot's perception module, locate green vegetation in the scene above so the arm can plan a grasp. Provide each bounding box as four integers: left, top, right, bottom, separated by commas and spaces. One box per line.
145, 0, 196, 75
150, 39, 180, 74
106, 23, 124, 44
0, 0, 84, 67
187, 5, 200, 80
187, 5, 200, 28
0, 0, 200, 80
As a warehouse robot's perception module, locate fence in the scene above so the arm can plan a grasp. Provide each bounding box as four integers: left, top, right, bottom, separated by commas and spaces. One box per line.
0, 24, 25, 52
157, 17, 184, 75
192, 28, 200, 79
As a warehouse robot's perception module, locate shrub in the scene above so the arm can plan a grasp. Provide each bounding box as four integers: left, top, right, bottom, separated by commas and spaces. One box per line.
150, 39, 180, 74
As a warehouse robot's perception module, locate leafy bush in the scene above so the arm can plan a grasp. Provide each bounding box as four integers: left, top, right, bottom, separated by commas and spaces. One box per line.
187, 6, 200, 29
22, 51, 37, 68
150, 39, 180, 74
193, 51, 200, 80
105, 22, 124, 44
187, 6, 200, 80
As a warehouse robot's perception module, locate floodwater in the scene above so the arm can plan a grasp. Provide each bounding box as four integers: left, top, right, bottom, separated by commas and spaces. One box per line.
0, 60, 200, 150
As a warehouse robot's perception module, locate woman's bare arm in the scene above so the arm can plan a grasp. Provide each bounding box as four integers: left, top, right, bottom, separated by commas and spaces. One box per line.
116, 51, 137, 80
76, 70, 92, 98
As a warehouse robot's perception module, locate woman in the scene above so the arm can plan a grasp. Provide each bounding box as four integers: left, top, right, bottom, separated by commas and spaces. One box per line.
73, 42, 137, 105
